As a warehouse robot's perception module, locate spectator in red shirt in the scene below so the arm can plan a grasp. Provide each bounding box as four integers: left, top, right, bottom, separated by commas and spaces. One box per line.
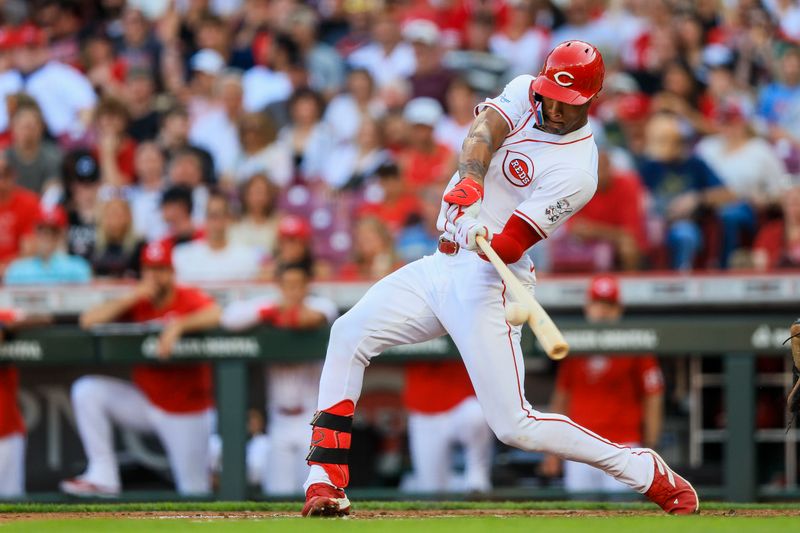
0, 152, 39, 276
753, 186, 800, 271
402, 360, 493, 493
60, 241, 221, 497
92, 96, 137, 187
358, 162, 421, 235
540, 275, 665, 493
399, 97, 457, 191
562, 149, 647, 271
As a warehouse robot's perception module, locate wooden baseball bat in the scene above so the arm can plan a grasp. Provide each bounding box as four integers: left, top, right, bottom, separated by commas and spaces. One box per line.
475, 235, 569, 360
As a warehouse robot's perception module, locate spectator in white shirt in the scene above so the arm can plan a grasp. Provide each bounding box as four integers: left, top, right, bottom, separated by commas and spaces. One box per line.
278, 88, 332, 183
435, 78, 479, 154
696, 99, 791, 268
186, 48, 226, 126
190, 71, 244, 187
323, 68, 385, 146
229, 173, 280, 259
348, 12, 416, 88
129, 142, 168, 242
0, 28, 22, 134
489, 0, 550, 79
242, 36, 294, 113
13, 24, 97, 140
172, 191, 261, 282
234, 113, 292, 188
322, 117, 391, 190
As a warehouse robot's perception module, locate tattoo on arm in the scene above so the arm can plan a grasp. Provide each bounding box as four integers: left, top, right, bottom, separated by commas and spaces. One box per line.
458, 108, 510, 186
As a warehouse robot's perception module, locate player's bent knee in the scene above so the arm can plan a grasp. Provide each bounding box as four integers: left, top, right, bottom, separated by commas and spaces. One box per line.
327, 313, 379, 363
70, 375, 104, 406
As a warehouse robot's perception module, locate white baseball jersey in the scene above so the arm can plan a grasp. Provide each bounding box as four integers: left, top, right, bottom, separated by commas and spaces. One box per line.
437, 74, 598, 273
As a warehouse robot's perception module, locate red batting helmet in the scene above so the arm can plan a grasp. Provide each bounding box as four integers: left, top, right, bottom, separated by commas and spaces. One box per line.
530, 40, 605, 106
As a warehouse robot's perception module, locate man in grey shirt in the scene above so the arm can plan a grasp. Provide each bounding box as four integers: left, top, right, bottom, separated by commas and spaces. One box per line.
5, 98, 62, 194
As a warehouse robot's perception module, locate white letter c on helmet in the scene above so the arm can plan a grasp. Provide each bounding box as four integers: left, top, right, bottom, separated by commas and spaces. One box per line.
554, 71, 574, 87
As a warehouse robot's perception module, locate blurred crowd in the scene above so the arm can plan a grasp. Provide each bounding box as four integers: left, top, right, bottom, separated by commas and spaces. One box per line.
0, 0, 799, 283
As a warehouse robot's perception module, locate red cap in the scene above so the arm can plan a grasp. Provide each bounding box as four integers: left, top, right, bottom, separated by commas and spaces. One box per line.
588, 275, 620, 304
278, 215, 312, 240
35, 206, 67, 229
616, 93, 650, 122
0, 27, 15, 51
141, 241, 173, 269
14, 24, 47, 47
530, 40, 605, 106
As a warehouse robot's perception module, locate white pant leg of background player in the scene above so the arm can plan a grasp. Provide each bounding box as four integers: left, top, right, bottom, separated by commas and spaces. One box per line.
407, 410, 452, 492
70, 376, 155, 490
0, 433, 25, 496
149, 405, 213, 495
431, 253, 655, 493
306, 258, 447, 489
263, 413, 312, 495
452, 396, 493, 492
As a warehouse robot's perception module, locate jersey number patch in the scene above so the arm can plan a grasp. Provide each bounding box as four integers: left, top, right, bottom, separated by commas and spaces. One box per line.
502, 150, 535, 188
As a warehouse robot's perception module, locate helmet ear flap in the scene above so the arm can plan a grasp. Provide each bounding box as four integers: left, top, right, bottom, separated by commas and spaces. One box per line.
528, 81, 544, 127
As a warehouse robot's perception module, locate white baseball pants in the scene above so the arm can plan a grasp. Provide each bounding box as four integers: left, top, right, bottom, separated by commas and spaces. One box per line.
306, 250, 655, 493
70, 375, 213, 495
0, 433, 25, 497
564, 449, 635, 493
406, 396, 492, 493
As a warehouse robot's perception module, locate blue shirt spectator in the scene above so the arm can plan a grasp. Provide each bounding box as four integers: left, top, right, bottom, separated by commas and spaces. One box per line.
4, 253, 91, 285
637, 155, 724, 218
757, 48, 800, 142
3, 206, 91, 285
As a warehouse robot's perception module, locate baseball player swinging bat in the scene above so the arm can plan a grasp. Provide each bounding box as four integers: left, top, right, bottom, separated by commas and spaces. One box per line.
302, 40, 699, 518
475, 235, 568, 360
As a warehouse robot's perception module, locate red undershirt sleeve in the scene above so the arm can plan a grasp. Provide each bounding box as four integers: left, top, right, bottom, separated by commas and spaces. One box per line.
489, 214, 543, 264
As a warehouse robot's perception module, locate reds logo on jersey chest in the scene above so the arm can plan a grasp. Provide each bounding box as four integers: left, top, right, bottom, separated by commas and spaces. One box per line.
501, 150, 535, 187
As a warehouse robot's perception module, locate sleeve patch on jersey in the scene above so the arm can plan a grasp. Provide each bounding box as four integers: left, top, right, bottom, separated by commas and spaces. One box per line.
544, 198, 574, 224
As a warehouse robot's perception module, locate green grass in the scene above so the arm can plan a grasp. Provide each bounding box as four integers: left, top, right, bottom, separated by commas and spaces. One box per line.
0, 517, 797, 533
2, 501, 798, 533
1, 500, 800, 513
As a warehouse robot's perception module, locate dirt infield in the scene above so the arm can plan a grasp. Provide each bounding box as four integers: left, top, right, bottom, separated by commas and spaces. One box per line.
3, 508, 800, 522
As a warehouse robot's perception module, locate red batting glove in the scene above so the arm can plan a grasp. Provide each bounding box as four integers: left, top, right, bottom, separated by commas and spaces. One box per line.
443, 177, 484, 207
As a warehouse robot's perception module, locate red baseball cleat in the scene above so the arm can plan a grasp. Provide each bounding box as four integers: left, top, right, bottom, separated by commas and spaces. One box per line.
301, 483, 351, 517
644, 451, 699, 515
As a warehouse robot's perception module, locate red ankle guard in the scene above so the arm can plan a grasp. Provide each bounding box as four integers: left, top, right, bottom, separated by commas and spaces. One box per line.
306, 400, 354, 488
